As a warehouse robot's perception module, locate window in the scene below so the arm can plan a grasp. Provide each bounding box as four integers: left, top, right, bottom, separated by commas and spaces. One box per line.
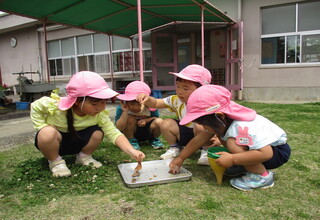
261, 1, 320, 65
48, 34, 151, 77
49, 37, 76, 77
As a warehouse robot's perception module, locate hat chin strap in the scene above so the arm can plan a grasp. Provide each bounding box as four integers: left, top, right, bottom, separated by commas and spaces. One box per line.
215, 113, 226, 128
80, 96, 86, 112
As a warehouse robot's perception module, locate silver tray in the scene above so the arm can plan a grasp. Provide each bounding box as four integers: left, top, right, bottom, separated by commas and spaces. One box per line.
118, 159, 192, 188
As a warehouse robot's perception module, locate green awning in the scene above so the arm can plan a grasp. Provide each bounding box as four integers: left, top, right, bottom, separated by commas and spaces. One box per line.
0, 0, 235, 38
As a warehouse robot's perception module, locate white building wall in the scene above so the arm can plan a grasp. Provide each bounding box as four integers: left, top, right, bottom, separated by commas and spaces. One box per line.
0, 26, 40, 86
241, 0, 320, 103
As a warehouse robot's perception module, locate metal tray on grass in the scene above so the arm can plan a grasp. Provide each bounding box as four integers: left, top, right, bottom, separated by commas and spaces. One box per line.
118, 159, 192, 188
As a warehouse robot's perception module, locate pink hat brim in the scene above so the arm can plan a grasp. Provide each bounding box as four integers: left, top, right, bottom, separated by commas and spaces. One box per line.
58, 96, 77, 111
58, 88, 118, 110
169, 72, 196, 83
180, 101, 256, 125
116, 94, 137, 101
89, 88, 118, 100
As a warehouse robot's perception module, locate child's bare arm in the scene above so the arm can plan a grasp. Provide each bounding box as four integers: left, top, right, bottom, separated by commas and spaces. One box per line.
115, 101, 130, 131
215, 138, 273, 168
136, 93, 167, 109
115, 134, 145, 161
169, 131, 213, 173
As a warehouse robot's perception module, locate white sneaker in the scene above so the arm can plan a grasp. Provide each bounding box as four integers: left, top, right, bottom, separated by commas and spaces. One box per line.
160, 147, 180, 160
197, 149, 209, 166
49, 159, 71, 177
75, 155, 102, 168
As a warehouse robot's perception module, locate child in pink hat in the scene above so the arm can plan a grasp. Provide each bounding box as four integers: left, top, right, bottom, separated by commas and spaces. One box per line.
137, 64, 220, 164
31, 71, 145, 177
115, 81, 164, 150
170, 85, 291, 191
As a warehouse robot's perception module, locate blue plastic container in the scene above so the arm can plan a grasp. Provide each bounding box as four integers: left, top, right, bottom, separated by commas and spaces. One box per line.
16, 102, 30, 110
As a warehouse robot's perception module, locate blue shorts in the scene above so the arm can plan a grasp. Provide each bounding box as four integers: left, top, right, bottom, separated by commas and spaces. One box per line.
174, 119, 194, 146
263, 143, 291, 169
34, 125, 103, 156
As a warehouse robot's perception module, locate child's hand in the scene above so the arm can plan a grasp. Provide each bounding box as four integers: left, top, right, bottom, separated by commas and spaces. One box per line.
136, 93, 149, 104
209, 135, 221, 147
215, 152, 234, 168
120, 101, 129, 112
137, 119, 146, 127
130, 149, 145, 161
169, 157, 184, 174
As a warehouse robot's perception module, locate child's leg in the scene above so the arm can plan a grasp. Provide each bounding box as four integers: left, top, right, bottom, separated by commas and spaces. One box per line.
160, 118, 180, 145
80, 130, 104, 155
75, 130, 104, 168
150, 117, 163, 138
159, 118, 181, 159
120, 115, 137, 139
35, 126, 71, 177
36, 126, 62, 161
149, 118, 164, 149
194, 124, 213, 166
227, 145, 274, 191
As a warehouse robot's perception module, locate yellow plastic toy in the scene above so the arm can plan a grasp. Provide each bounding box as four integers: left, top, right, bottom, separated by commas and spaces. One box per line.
207, 147, 229, 185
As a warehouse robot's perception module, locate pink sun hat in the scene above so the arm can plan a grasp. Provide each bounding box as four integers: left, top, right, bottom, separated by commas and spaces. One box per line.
58, 71, 118, 110
169, 64, 212, 85
117, 81, 151, 101
180, 85, 256, 125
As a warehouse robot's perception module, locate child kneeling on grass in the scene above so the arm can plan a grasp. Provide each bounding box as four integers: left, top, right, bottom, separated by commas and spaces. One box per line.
169, 85, 291, 191
31, 71, 145, 177
115, 81, 164, 150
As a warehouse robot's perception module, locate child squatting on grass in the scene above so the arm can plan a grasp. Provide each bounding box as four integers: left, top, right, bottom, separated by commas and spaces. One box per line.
30, 71, 145, 177
115, 81, 164, 150
169, 85, 291, 191
136, 64, 221, 164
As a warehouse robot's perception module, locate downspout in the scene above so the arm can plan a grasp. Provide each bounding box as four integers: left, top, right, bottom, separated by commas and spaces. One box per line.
0, 66, 2, 85
130, 38, 134, 78
43, 19, 50, 83
201, 5, 205, 67
137, 0, 144, 82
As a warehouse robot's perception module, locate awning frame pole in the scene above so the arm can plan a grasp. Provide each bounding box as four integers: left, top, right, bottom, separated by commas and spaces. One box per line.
137, 0, 144, 81
108, 35, 115, 90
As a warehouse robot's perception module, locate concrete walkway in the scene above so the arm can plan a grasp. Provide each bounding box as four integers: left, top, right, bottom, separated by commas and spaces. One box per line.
0, 103, 174, 151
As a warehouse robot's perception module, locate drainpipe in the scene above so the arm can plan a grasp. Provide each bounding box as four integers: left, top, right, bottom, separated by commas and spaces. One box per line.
43, 19, 50, 83
0, 65, 2, 85
130, 38, 134, 78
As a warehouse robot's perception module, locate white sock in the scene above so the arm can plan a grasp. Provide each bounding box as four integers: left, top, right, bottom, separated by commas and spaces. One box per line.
48, 155, 62, 163
78, 151, 90, 158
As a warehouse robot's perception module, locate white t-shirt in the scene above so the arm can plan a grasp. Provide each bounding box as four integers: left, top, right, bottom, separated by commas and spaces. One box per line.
221, 114, 287, 150
163, 95, 194, 128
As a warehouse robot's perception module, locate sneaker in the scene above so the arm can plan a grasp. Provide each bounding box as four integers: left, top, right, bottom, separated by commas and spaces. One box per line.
224, 165, 247, 177
160, 147, 180, 160
49, 159, 71, 177
75, 155, 102, 168
129, 138, 140, 150
151, 138, 164, 149
197, 149, 209, 165
230, 171, 274, 191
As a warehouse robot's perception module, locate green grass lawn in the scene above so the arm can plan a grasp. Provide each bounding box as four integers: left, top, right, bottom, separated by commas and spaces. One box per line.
0, 102, 319, 219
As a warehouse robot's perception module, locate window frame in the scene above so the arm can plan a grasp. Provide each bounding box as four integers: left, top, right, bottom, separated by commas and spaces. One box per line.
260, 2, 320, 67
47, 34, 152, 77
